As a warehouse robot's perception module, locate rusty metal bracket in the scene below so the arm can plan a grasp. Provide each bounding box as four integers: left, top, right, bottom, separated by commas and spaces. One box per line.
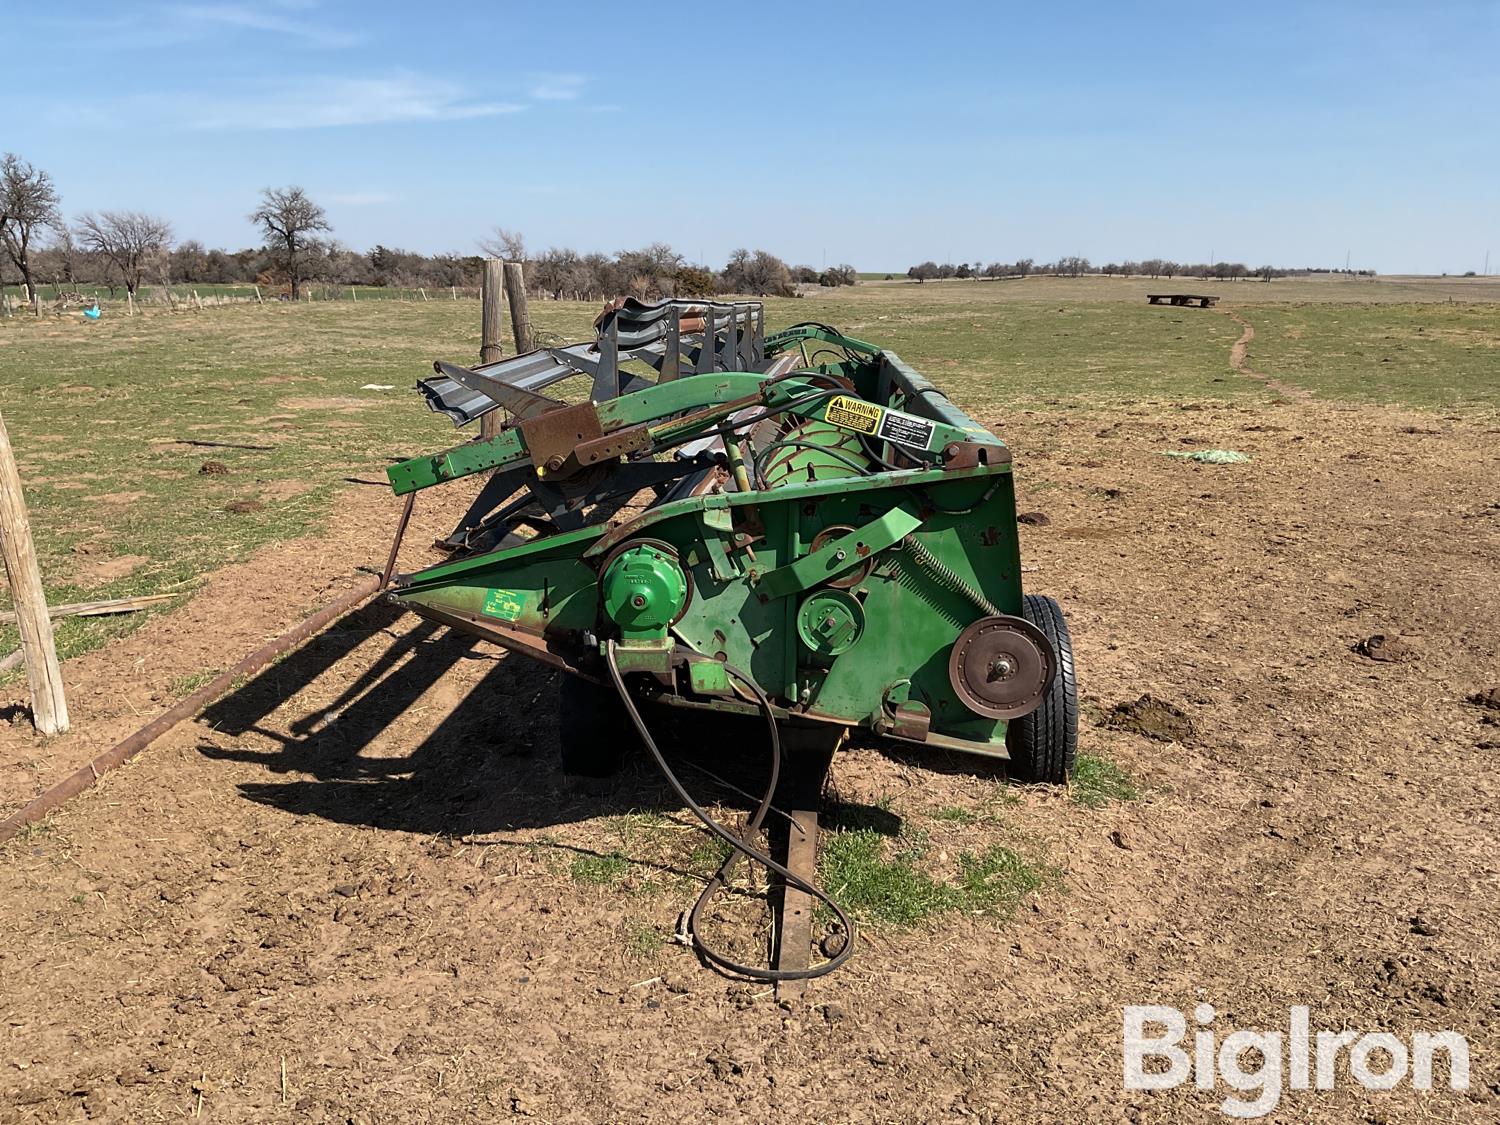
519, 401, 605, 478
941, 440, 1012, 471
573, 424, 652, 467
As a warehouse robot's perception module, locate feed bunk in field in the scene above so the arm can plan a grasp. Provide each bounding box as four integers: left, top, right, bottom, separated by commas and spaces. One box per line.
383, 298, 1079, 981
1146, 293, 1218, 307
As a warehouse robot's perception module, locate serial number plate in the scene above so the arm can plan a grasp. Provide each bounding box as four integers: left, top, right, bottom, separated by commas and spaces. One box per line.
877, 410, 936, 450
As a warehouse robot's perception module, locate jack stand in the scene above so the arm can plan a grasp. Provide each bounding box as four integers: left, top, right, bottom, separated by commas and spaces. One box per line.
771, 726, 844, 1001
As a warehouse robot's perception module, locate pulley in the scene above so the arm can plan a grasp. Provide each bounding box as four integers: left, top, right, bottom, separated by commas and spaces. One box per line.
796, 589, 866, 659
947, 614, 1054, 720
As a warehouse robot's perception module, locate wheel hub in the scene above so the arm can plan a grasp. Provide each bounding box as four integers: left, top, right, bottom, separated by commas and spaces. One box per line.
948, 614, 1055, 720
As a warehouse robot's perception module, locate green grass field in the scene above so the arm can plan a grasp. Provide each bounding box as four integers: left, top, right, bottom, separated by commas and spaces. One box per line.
0, 273, 1496, 666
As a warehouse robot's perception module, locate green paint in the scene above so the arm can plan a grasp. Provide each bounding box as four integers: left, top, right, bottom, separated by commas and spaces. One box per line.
387, 323, 1027, 755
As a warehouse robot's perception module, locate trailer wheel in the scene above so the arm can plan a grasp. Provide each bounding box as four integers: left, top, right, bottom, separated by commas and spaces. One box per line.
1005, 595, 1078, 784
558, 673, 629, 777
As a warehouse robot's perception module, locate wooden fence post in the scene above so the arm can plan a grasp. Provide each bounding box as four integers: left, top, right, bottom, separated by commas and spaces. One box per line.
503, 261, 535, 353
0, 410, 68, 734
480, 259, 506, 441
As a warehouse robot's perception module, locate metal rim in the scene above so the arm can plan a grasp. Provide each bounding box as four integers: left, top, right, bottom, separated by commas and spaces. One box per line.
947, 614, 1055, 720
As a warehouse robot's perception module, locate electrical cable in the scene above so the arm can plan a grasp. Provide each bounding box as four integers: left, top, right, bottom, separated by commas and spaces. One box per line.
781, 322, 870, 366
604, 641, 856, 981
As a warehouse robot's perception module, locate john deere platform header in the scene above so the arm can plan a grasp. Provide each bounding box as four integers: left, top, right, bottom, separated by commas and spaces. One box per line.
383, 298, 1077, 979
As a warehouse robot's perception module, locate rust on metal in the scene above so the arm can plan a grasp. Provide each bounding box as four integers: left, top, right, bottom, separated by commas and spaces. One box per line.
947, 614, 1053, 720
888, 700, 932, 741
398, 601, 573, 670
575, 425, 652, 465
519, 401, 606, 476
771, 730, 840, 1000
380, 492, 417, 588
942, 441, 1012, 471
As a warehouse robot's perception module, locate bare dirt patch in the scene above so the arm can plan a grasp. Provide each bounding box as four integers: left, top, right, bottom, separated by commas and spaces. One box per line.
258, 479, 315, 503
77, 553, 148, 584
278, 396, 372, 413
84, 490, 148, 506
1, 401, 1497, 1122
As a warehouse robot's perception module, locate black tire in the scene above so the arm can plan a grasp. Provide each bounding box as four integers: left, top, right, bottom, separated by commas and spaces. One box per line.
1005, 594, 1078, 784
558, 673, 630, 777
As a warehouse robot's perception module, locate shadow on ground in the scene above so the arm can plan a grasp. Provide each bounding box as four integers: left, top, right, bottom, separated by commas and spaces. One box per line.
196, 606, 894, 841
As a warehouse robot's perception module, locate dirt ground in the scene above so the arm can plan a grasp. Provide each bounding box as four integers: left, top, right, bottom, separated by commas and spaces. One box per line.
2, 393, 1498, 1122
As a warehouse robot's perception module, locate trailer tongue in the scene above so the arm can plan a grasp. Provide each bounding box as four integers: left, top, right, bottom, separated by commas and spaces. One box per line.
384, 298, 1078, 981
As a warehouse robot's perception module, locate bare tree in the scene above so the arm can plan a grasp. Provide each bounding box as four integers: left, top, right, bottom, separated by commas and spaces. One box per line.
249, 186, 330, 300
75, 211, 174, 298
722, 248, 794, 296
479, 226, 527, 262
0, 153, 63, 310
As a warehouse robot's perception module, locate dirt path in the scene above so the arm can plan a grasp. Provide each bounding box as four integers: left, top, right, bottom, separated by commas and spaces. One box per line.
2, 403, 1498, 1122
1220, 306, 1312, 400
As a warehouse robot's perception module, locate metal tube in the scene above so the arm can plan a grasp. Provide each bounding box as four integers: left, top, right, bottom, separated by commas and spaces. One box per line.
380, 493, 416, 588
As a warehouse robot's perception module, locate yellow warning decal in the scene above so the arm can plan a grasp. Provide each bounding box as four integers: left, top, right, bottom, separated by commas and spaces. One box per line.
825, 395, 882, 435
482, 588, 525, 621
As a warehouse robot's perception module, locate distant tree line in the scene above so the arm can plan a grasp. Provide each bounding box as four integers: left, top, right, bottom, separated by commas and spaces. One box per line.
0, 152, 860, 309
481, 230, 857, 301
906, 257, 1376, 283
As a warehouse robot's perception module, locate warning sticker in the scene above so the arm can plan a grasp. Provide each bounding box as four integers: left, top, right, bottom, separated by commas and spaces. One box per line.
877, 410, 936, 451
825, 395, 882, 435
481, 588, 525, 621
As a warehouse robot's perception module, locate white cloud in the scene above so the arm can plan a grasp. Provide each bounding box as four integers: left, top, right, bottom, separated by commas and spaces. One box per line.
528, 73, 587, 101
165, 1, 362, 47
70, 2, 366, 49
177, 75, 524, 130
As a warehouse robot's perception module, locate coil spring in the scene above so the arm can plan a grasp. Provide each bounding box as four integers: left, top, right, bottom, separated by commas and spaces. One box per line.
897, 535, 1002, 617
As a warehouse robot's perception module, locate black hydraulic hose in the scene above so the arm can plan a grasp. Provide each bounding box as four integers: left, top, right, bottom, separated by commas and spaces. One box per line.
604, 641, 856, 981
857, 431, 916, 473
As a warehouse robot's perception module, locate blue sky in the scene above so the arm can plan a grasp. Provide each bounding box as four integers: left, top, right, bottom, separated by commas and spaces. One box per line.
9, 1, 1498, 273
